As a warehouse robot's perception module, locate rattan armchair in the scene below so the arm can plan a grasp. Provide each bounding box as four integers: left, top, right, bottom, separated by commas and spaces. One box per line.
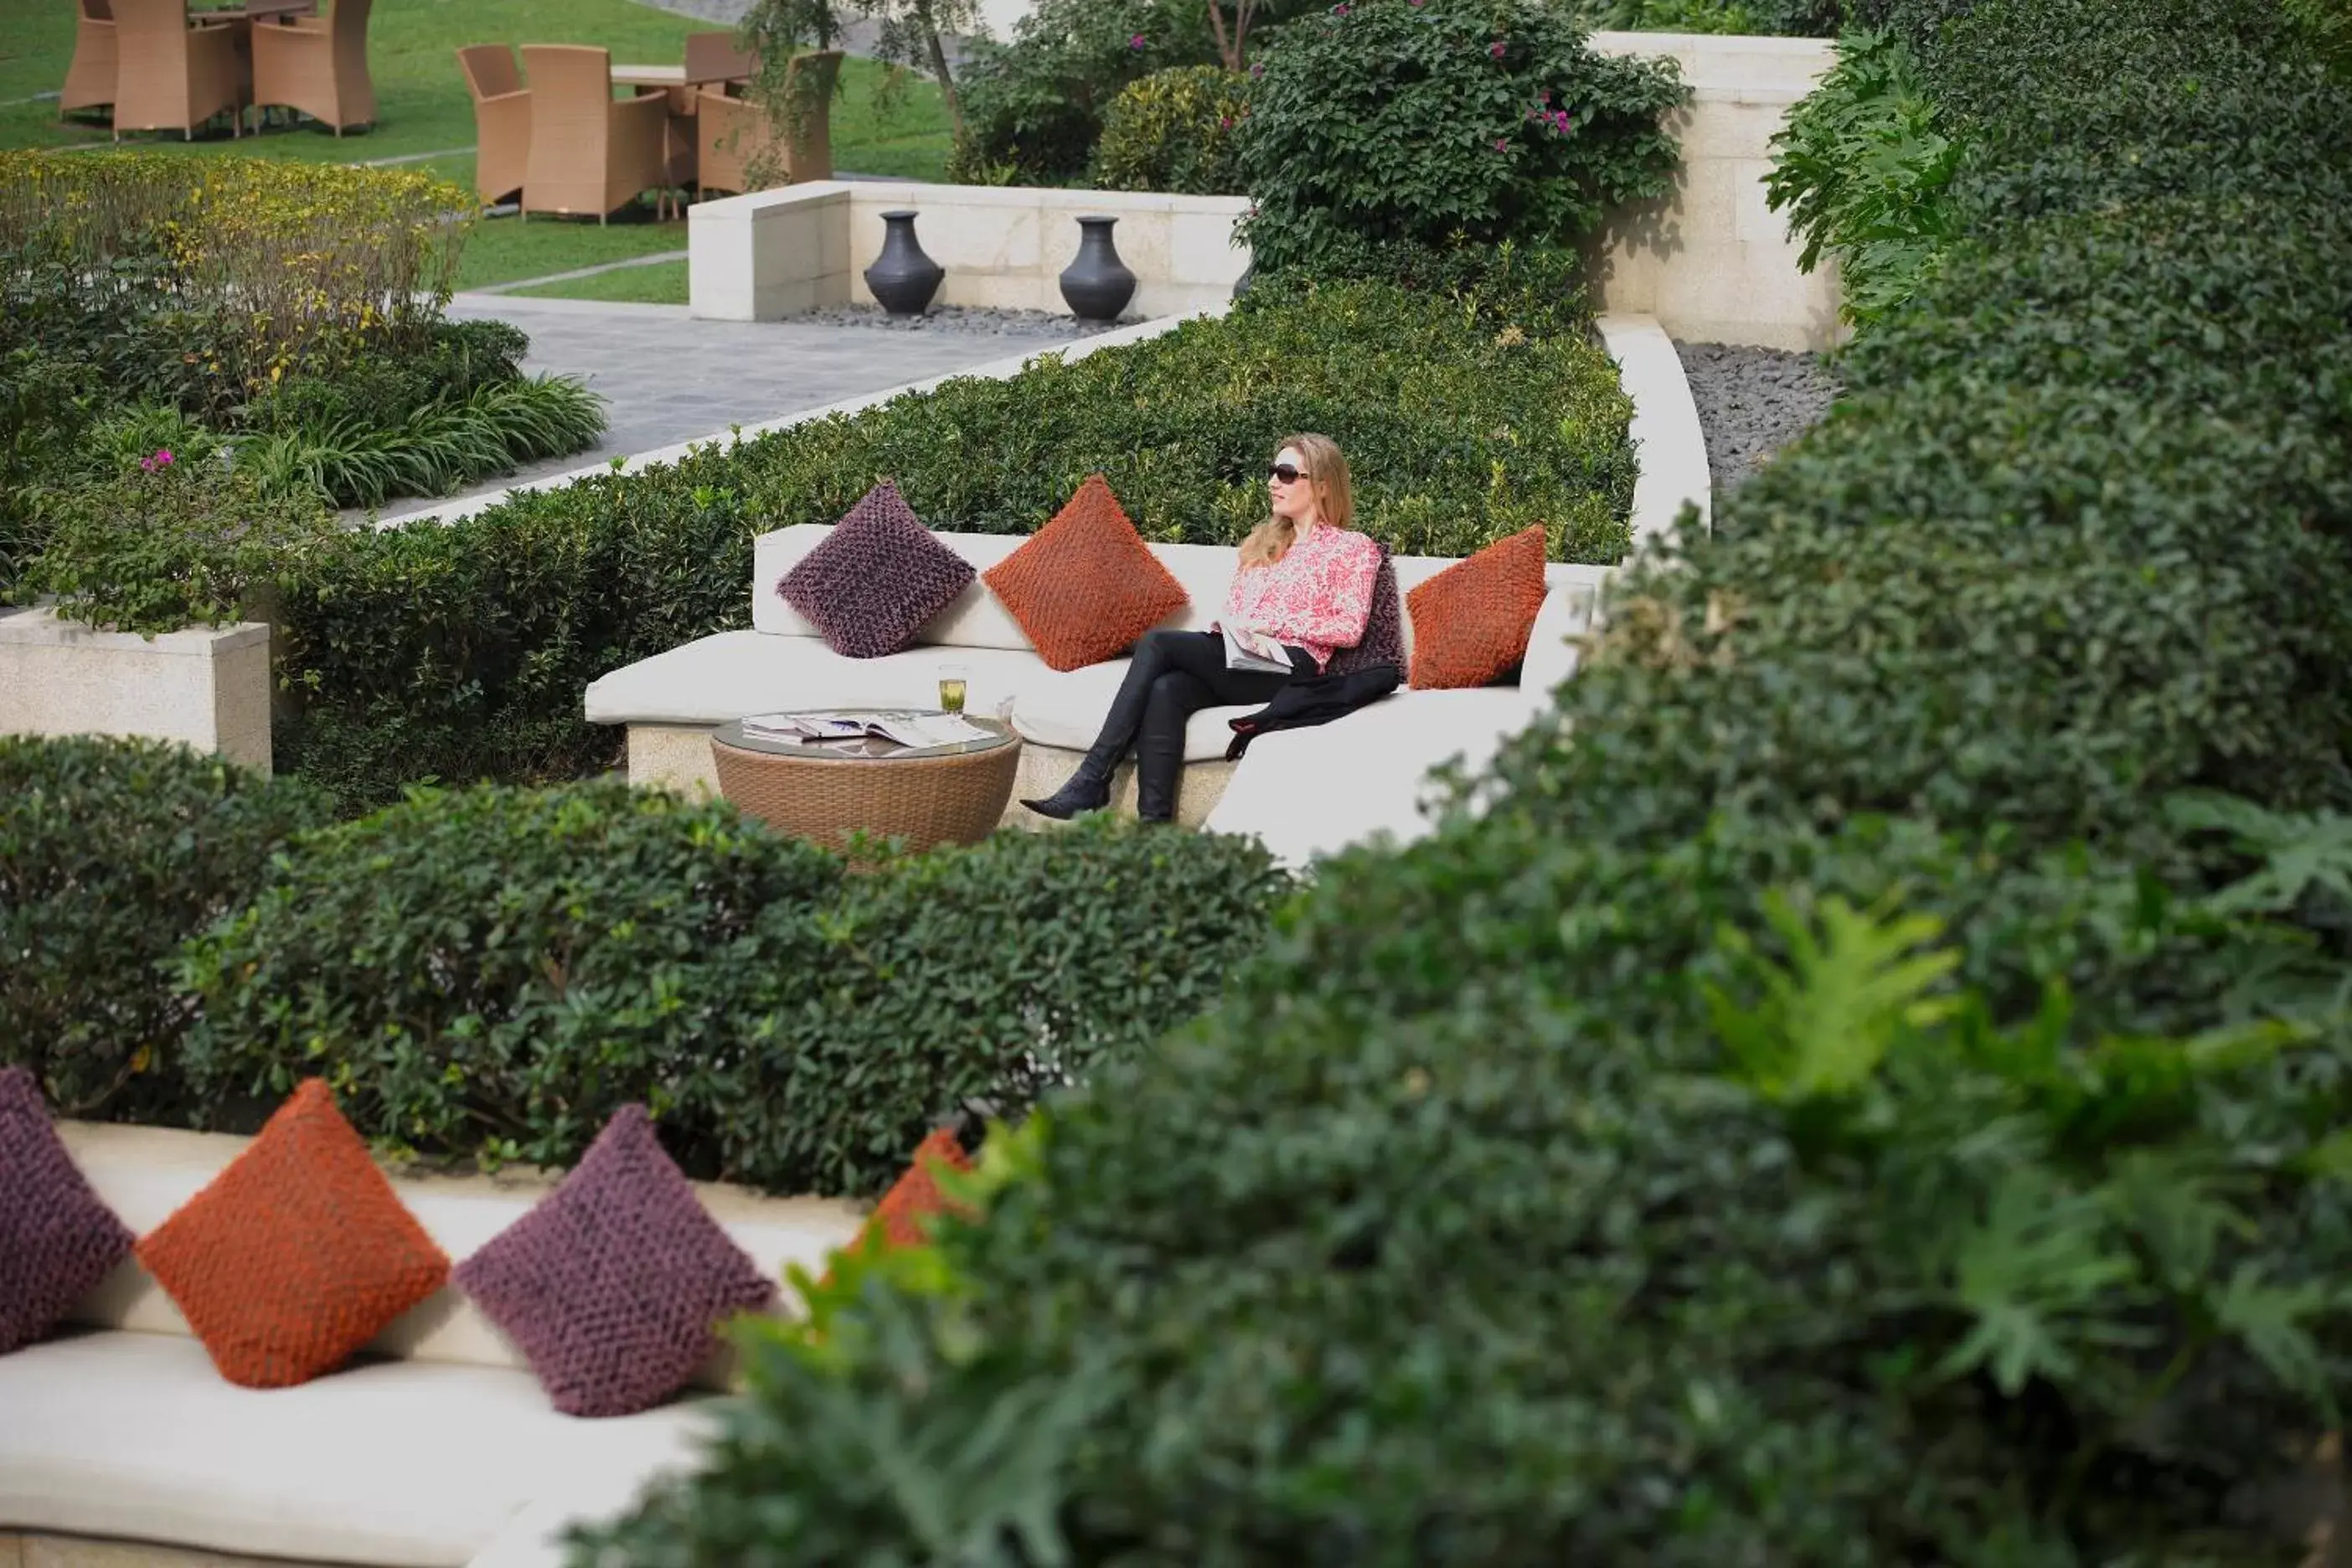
456, 44, 530, 209
696, 49, 840, 199
250, 0, 374, 136
111, 0, 243, 142
518, 44, 669, 223
682, 29, 756, 89
60, 0, 117, 119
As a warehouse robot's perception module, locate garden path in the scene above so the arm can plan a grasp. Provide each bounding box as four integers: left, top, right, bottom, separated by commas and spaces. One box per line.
367, 295, 1085, 524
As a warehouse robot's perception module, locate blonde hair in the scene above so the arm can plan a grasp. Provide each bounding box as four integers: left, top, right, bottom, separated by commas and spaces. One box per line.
1240, 433, 1354, 568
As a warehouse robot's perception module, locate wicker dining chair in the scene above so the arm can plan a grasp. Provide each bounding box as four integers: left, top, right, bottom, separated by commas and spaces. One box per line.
518, 44, 670, 223
250, 0, 375, 136
59, 0, 118, 119
111, 0, 243, 142
456, 44, 530, 209
681, 29, 756, 89
696, 49, 840, 199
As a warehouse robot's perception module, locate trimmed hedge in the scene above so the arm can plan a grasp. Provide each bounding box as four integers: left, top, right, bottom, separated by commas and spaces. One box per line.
173, 783, 1292, 1196
1090, 65, 1251, 195
207, 268, 1626, 811
584, 0, 2352, 1560
2, 744, 1292, 1199
0, 737, 333, 1122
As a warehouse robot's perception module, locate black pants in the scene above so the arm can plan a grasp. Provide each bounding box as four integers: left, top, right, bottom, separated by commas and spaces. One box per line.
1079, 629, 1313, 820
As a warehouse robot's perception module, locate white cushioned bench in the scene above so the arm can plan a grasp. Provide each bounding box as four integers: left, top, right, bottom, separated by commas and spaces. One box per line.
0, 1123, 863, 1568
586, 525, 1604, 865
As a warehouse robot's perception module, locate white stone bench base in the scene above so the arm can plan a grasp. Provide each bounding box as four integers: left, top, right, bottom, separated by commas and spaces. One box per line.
623, 722, 1236, 831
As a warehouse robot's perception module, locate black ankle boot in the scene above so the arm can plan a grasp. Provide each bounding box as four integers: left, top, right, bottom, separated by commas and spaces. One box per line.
1021, 773, 1111, 820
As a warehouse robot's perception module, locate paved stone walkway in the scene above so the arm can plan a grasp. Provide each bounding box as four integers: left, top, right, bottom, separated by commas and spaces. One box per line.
373, 294, 1085, 523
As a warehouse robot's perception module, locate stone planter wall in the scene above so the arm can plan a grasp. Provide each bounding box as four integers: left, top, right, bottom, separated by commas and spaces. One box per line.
0, 607, 273, 774
689, 182, 1251, 323
1586, 30, 1843, 351
688, 32, 1841, 349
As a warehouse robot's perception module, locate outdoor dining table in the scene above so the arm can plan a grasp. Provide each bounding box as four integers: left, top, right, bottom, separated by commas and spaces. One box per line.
191, 0, 319, 20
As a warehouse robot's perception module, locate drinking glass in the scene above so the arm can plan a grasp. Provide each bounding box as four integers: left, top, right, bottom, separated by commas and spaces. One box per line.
937, 663, 968, 714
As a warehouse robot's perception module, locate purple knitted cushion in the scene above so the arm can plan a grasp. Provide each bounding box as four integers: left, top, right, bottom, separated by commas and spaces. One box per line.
454, 1105, 775, 1417
778, 481, 977, 658
0, 1065, 136, 1355
1326, 544, 1404, 678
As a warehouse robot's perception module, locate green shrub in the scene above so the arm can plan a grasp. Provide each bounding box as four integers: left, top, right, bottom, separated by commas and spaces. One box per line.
238, 374, 608, 510
577, 0, 2352, 1559
260, 276, 1632, 809
1567, 0, 1845, 32
0, 737, 331, 1123
0, 152, 467, 397
1763, 28, 1960, 326
18, 444, 343, 637
178, 789, 1290, 1196
947, 0, 1322, 185
1091, 65, 1251, 194
1236, 0, 1686, 275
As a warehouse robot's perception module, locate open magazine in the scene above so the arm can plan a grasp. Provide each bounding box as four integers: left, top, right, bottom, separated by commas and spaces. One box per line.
740, 709, 993, 752
1220, 624, 1295, 675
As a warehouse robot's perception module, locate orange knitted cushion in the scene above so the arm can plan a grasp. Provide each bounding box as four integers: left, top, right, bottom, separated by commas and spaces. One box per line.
1406, 525, 1551, 689
863, 1127, 974, 1251
137, 1080, 450, 1389
983, 474, 1190, 671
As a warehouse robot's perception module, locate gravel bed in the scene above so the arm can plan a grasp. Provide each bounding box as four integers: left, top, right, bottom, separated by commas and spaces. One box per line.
797, 303, 1131, 338
1672, 339, 1841, 504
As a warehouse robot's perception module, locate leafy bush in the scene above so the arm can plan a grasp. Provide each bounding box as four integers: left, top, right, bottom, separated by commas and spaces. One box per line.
0, 737, 330, 1123
257, 274, 1631, 808
577, 0, 2352, 1560
18, 443, 343, 636
1091, 65, 1251, 194
1567, 0, 1844, 34
0, 152, 467, 395
948, 0, 1320, 185
238, 373, 607, 510
177, 789, 1290, 1196
1236, 0, 1685, 274
1764, 28, 1961, 326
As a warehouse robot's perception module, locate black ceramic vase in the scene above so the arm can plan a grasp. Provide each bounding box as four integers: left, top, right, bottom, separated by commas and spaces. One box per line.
1059, 214, 1137, 322
865, 209, 943, 316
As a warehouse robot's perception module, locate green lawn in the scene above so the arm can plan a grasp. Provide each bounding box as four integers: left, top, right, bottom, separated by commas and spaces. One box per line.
508, 257, 689, 302
1, 0, 953, 295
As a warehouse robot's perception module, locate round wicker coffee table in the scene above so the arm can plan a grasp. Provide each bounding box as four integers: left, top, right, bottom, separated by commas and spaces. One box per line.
709, 711, 1022, 856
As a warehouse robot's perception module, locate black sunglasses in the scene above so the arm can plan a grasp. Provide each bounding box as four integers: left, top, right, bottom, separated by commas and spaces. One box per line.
1267, 463, 1312, 484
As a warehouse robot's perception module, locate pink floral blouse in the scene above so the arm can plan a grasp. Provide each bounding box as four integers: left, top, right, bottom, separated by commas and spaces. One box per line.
1220, 524, 1383, 672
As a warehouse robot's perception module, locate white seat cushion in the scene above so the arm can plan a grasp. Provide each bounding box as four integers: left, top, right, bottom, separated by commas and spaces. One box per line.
0, 1330, 717, 1568
1203, 688, 1547, 867
1007, 657, 1255, 762
583, 631, 1050, 727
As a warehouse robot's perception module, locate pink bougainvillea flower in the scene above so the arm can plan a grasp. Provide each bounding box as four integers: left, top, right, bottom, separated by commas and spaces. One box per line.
1128, 32, 1145, 47
1493, 137, 1509, 151
1489, 39, 1507, 57
1332, 2, 1349, 13
1220, 116, 1234, 128
1538, 88, 1550, 103
1250, 62, 1265, 76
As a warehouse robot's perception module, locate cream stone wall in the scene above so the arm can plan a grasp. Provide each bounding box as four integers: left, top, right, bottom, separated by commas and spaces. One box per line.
690, 34, 1840, 348
0, 608, 271, 774
1586, 30, 1843, 350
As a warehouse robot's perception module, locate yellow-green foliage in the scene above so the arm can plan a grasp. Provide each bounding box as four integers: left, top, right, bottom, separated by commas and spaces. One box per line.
0, 152, 470, 389
1091, 64, 1251, 195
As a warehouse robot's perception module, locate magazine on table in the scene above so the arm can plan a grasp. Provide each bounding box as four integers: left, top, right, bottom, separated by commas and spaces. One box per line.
740, 709, 993, 751
1220, 623, 1295, 675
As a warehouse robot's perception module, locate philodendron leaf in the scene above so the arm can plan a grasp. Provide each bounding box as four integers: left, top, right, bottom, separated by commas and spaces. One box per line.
1705, 889, 1961, 1101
